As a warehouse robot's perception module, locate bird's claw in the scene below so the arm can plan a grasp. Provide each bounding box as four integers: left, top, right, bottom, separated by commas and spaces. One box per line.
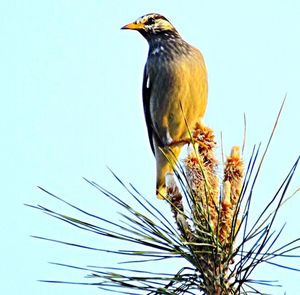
168, 138, 210, 150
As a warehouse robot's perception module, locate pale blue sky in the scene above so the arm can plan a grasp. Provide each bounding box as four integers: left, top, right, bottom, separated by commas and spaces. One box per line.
1, 1, 300, 294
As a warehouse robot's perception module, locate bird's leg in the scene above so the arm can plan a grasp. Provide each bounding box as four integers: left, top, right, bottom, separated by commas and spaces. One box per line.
168, 138, 191, 147
193, 139, 210, 150
168, 138, 209, 150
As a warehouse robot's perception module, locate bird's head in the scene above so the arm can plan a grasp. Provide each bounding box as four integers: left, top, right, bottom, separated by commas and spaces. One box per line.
121, 13, 179, 40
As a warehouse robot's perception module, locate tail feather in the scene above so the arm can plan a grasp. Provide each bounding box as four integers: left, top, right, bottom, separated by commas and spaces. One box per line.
155, 145, 181, 199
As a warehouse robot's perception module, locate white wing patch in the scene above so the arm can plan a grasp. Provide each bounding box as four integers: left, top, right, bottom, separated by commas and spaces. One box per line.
166, 130, 173, 145
146, 74, 150, 88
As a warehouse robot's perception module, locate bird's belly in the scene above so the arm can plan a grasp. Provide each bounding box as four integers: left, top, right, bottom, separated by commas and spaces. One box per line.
150, 84, 206, 146
149, 54, 208, 146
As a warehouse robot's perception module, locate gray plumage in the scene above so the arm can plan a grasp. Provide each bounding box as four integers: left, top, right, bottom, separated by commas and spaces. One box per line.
122, 13, 208, 198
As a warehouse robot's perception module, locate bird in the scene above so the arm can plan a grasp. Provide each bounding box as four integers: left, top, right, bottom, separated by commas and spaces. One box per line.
121, 13, 208, 199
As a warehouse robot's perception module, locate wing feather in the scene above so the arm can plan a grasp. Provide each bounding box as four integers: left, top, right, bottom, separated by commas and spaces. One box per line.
142, 65, 155, 154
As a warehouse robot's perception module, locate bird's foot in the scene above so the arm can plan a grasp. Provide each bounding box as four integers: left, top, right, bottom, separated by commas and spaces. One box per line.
193, 140, 210, 150
168, 138, 210, 150
168, 138, 191, 147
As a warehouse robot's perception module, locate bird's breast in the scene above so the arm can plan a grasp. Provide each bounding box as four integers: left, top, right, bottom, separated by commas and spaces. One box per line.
147, 50, 208, 146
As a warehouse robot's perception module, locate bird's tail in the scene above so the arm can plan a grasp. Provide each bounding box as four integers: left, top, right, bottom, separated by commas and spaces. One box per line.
155, 145, 181, 199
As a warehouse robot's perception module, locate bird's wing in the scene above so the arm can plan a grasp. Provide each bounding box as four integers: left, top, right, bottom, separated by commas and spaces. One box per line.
142, 65, 155, 155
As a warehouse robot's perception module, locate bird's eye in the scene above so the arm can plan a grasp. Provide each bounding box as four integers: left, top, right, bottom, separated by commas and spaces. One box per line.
147, 17, 155, 25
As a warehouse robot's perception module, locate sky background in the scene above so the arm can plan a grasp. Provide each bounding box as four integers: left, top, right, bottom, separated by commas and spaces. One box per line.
1, 0, 300, 294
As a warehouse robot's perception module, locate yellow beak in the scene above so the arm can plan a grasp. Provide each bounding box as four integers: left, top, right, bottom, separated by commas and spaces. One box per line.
121, 22, 144, 30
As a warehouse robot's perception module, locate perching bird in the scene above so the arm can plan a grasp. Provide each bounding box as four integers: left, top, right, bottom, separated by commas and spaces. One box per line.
122, 13, 208, 199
